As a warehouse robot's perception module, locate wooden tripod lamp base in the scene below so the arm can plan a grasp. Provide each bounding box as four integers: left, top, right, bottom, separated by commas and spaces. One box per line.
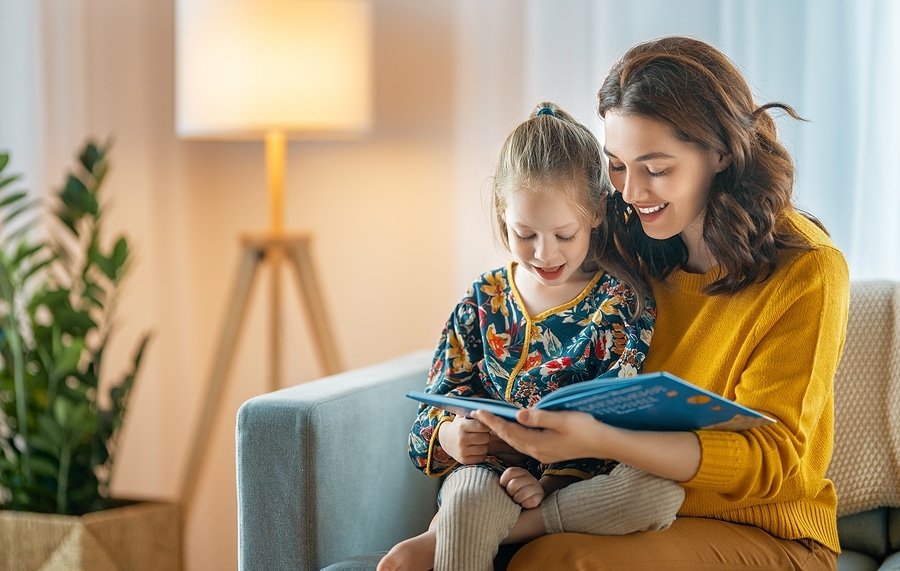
175, 0, 373, 520
180, 231, 341, 514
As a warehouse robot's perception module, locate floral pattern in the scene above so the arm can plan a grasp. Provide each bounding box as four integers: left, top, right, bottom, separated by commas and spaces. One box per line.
409, 263, 655, 479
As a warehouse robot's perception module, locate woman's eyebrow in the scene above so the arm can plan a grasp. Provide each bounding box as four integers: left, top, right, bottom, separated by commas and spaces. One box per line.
603, 147, 675, 162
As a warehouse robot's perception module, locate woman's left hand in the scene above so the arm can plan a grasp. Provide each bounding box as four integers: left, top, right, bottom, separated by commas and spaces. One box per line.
472, 408, 607, 464
475, 408, 703, 482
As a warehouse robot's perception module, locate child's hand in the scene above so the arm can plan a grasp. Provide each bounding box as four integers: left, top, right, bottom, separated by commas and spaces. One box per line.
437, 416, 491, 464
500, 467, 545, 509
489, 431, 529, 466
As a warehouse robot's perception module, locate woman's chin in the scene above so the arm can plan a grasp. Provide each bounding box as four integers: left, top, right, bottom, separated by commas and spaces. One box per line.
642, 228, 677, 241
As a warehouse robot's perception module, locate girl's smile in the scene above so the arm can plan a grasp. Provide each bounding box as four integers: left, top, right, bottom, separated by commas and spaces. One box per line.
533, 264, 565, 280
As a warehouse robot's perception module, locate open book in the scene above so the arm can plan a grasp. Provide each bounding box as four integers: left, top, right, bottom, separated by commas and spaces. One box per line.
406, 372, 775, 432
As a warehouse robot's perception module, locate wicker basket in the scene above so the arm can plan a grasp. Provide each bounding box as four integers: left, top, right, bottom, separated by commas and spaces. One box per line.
0, 500, 182, 571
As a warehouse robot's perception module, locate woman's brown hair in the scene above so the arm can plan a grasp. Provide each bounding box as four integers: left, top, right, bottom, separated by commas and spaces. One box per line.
598, 36, 820, 294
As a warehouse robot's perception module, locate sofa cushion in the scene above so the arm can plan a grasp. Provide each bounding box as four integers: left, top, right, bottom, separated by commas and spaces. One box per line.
837, 550, 880, 571
827, 282, 900, 517
879, 550, 900, 571
891, 508, 900, 552
838, 509, 890, 559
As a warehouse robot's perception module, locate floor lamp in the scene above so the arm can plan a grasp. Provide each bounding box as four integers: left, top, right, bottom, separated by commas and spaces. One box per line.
174, 0, 372, 515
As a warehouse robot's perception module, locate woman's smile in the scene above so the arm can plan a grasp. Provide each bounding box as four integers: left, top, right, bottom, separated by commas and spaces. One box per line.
634, 202, 670, 223
635, 202, 669, 215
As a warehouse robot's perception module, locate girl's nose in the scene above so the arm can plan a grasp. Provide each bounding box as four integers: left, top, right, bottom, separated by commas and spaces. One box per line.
534, 236, 556, 262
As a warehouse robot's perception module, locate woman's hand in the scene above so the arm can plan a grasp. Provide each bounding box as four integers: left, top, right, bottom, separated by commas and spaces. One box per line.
472, 409, 605, 464
473, 408, 703, 482
436, 416, 492, 465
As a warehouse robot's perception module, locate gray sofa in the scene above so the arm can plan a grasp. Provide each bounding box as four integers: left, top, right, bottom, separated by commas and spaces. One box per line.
236, 281, 900, 571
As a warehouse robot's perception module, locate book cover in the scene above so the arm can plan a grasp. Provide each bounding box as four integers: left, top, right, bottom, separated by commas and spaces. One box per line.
406, 372, 775, 432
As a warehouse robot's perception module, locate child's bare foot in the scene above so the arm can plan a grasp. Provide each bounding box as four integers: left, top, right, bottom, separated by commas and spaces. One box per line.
376, 529, 436, 571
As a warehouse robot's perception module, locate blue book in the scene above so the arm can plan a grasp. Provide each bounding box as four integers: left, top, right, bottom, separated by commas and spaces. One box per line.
406, 372, 775, 432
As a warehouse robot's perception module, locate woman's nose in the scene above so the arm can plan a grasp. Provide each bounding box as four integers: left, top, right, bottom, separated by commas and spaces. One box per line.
619, 172, 638, 204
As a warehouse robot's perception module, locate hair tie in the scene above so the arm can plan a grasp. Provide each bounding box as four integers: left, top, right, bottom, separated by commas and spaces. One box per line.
536, 107, 555, 117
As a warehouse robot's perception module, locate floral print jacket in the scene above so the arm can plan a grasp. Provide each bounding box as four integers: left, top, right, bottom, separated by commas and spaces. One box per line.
409, 263, 655, 478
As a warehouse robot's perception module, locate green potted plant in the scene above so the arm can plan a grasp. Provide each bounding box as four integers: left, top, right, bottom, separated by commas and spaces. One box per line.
0, 141, 181, 570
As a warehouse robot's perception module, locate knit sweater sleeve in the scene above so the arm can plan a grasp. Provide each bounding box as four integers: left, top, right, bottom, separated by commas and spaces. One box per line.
408, 281, 488, 477
685, 244, 849, 502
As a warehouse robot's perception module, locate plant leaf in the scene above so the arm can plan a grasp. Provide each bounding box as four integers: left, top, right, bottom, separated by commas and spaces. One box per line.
60, 174, 99, 217
0, 140, 148, 515
35, 415, 65, 449
111, 237, 129, 275
92, 250, 117, 282
27, 434, 60, 457
79, 141, 104, 174
51, 338, 85, 378
0, 187, 26, 207
1, 200, 38, 229
27, 456, 59, 480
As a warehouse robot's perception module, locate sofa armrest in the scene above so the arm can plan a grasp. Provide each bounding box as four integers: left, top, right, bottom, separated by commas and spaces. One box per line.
236, 350, 440, 571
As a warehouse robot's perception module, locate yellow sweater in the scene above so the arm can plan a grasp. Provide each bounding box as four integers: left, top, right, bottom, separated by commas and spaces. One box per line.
643, 211, 849, 553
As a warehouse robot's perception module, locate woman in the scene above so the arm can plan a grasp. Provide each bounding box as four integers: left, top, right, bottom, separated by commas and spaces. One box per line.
474, 36, 849, 570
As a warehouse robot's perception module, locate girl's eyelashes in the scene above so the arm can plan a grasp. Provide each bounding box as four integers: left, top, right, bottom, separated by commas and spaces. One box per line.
514, 232, 578, 242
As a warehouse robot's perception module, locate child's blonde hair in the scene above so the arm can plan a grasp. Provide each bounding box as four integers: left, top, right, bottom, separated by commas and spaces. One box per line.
490, 102, 650, 313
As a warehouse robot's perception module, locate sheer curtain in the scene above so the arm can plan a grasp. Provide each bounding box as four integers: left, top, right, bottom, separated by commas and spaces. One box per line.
454, 0, 900, 284
0, 0, 90, 203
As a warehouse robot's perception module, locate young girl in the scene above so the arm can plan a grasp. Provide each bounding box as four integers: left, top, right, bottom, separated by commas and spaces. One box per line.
476, 37, 849, 570
376, 103, 684, 571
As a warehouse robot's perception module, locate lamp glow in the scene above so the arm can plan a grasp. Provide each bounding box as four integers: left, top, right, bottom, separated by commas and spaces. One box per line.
176, 0, 372, 141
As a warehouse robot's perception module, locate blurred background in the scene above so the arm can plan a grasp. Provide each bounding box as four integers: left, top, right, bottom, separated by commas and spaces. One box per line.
1, 0, 897, 569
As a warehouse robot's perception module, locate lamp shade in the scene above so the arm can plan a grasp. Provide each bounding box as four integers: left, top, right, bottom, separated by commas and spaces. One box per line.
175, 0, 372, 140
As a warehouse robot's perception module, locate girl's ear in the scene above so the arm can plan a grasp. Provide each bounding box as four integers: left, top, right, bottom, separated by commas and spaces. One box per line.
591, 212, 603, 229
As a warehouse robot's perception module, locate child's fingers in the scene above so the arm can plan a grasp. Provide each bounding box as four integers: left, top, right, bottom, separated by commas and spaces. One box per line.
499, 466, 527, 487
457, 416, 492, 433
